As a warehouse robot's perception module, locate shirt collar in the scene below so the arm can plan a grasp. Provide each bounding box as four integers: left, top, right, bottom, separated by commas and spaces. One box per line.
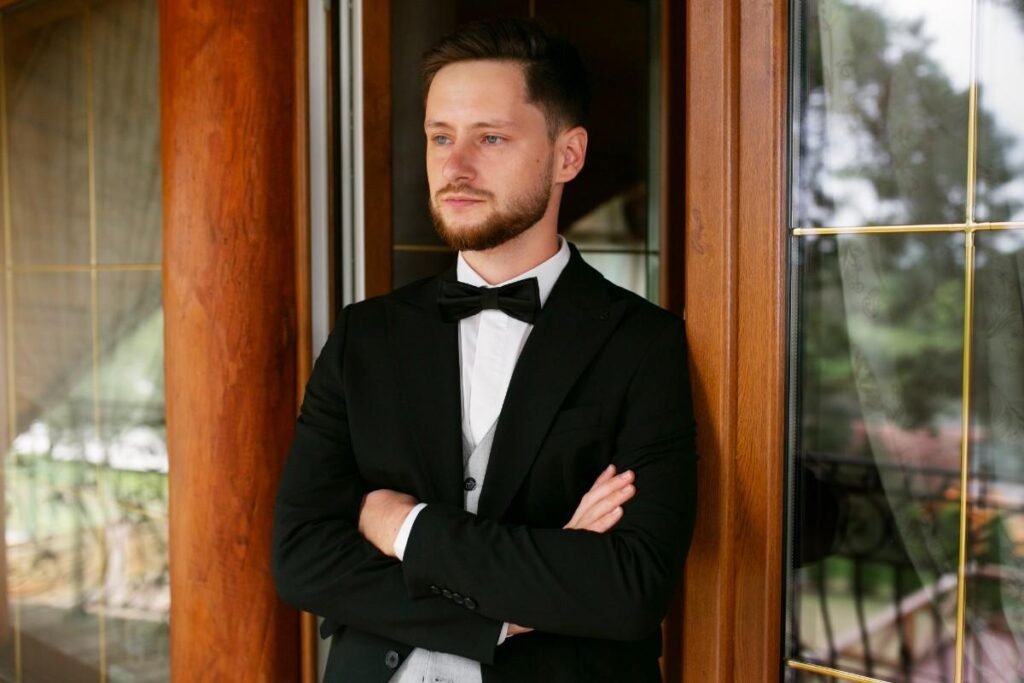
456, 236, 570, 308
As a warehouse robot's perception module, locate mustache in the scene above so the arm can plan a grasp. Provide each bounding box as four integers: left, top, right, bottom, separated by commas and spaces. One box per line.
435, 184, 493, 200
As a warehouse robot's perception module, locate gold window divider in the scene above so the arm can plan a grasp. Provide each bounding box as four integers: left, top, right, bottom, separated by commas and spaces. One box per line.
82, 5, 109, 679
792, 221, 1024, 237
0, 10, 22, 682
787, 660, 895, 683
951, 1, 981, 680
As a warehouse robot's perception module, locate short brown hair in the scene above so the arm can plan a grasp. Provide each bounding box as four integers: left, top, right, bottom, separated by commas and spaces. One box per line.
422, 18, 590, 137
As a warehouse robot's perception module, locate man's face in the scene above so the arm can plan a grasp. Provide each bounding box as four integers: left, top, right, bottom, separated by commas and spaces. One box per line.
424, 60, 557, 252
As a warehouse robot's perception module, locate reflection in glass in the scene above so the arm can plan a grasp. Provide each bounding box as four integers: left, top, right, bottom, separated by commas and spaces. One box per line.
793, 0, 972, 228
790, 671, 842, 683
787, 233, 966, 682
965, 229, 1024, 681
975, 1, 1024, 223
565, 182, 656, 300
576, 250, 648, 298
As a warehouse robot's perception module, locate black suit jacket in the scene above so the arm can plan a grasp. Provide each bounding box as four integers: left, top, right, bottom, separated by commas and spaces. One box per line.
272, 245, 697, 682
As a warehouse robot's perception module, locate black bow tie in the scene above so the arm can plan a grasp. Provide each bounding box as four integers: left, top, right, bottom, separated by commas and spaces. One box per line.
437, 278, 541, 324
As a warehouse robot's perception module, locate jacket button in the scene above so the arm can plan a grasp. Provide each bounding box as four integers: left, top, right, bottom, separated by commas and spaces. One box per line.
464, 597, 477, 610
442, 589, 453, 599
464, 477, 477, 491
430, 584, 440, 595
452, 593, 464, 605
384, 650, 400, 669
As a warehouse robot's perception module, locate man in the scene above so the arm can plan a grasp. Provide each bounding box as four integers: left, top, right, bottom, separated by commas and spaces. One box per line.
273, 18, 696, 683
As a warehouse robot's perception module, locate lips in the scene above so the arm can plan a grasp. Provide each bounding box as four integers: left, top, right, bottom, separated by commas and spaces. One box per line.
439, 192, 488, 210
437, 184, 491, 203
444, 196, 485, 206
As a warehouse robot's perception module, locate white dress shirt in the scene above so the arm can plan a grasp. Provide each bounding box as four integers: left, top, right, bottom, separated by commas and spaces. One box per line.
392, 236, 570, 673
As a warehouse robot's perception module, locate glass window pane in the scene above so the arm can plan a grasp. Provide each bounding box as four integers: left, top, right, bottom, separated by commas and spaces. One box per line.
5, 4, 90, 266
1, 1, 164, 680
966, 229, 1024, 680
575, 249, 649, 298
793, 0, 972, 229
786, 232, 966, 682
93, 0, 161, 265
96, 272, 163, 448
13, 273, 93, 430
975, 1, 1024, 223
96, 271, 167, 679
789, 670, 845, 683
8, 272, 102, 679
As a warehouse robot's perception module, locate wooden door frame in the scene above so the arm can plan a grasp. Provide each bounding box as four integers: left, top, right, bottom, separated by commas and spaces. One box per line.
362, 1, 393, 299
679, 0, 789, 681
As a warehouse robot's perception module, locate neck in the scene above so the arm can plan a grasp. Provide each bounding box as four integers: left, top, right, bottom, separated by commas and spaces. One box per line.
462, 224, 560, 285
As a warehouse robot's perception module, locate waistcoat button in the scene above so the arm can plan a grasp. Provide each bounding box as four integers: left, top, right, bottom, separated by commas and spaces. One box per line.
464, 477, 477, 491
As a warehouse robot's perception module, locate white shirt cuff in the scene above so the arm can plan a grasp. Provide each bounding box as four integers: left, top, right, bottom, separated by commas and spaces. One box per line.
393, 503, 427, 561
498, 622, 511, 645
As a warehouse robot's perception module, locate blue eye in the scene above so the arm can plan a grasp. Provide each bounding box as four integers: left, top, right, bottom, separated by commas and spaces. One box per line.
483, 135, 503, 145
433, 135, 452, 146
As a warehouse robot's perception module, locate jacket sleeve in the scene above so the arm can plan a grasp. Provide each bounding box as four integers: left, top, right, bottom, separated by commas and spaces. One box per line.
271, 307, 504, 663
400, 319, 697, 641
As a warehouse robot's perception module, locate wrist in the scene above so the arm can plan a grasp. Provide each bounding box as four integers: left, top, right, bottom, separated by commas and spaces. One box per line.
394, 503, 427, 560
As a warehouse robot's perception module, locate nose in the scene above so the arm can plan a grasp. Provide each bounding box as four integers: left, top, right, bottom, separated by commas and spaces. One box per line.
441, 141, 476, 184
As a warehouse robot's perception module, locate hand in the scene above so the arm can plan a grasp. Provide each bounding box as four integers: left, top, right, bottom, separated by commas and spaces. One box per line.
358, 489, 418, 558
563, 465, 635, 532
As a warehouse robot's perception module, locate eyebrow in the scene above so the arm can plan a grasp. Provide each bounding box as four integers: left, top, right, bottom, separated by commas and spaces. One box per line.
424, 120, 518, 130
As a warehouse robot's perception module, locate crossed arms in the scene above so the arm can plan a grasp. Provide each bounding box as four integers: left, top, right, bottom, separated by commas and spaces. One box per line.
360, 464, 639, 638
271, 310, 696, 664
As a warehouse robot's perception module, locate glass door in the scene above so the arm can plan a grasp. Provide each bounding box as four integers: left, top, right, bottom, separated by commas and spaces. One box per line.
0, 1, 166, 680
785, 1, 1024, 681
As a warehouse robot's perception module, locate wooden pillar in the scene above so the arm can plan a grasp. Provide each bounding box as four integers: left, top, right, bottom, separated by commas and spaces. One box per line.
680, 0, 788, 681
161, 1, 302, 680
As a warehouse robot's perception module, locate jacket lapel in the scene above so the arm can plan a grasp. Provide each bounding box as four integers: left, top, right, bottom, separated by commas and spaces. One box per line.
477, 247, 626, 519
387, 270, 465, 508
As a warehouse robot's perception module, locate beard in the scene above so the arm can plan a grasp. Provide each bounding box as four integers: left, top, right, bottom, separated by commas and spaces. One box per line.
429, 167, 552, 252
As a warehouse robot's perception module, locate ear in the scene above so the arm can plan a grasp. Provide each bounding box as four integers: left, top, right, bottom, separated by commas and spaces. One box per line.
553, 126, 588, 184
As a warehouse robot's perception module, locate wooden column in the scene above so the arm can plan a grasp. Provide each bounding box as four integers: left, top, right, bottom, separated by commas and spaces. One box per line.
680, 0, 788, 681
161, 1, 301, 680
